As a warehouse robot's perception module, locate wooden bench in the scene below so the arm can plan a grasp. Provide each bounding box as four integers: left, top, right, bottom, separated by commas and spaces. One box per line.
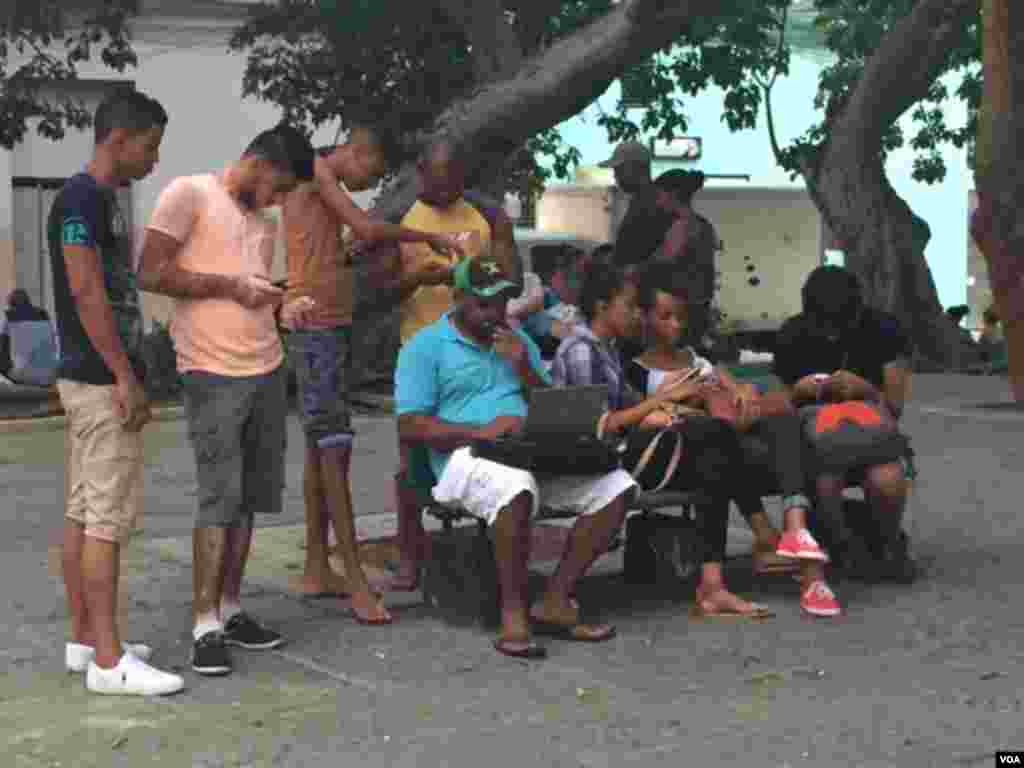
418, 485, 710, 628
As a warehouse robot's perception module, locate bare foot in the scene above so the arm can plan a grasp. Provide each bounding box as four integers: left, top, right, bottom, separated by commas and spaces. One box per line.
350, 589, 393, 625
529, 595, 580, 627
290, 570, 351, 598
695, 586, 770, 617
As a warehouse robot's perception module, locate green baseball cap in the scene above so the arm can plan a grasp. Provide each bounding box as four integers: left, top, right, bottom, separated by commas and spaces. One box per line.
453, 257, 520, 298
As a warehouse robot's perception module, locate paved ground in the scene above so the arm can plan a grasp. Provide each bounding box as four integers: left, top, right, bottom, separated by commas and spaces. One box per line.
2, 374, 1023, 767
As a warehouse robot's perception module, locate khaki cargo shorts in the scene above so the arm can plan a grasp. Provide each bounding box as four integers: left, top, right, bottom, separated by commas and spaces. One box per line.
58, 379, 143, 543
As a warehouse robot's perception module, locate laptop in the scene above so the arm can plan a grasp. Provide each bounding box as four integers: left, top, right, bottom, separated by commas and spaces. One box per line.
520, 385, 608, 439
472, 385, 618, 473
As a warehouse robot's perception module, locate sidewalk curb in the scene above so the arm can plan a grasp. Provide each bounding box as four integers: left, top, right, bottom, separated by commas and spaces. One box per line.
0, 404, 185, 434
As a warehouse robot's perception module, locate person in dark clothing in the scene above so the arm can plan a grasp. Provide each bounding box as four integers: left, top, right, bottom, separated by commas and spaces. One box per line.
774, 265, 917, 584
627, 263, 841, 618
600, 142, 675, 272
651, 170, 720, 350
0, 290, 52, 377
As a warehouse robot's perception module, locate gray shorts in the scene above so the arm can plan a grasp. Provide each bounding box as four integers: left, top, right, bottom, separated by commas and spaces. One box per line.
183, 366, 287, 528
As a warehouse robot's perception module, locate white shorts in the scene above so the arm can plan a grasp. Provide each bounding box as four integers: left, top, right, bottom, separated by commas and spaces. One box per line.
432, 447, 637, 526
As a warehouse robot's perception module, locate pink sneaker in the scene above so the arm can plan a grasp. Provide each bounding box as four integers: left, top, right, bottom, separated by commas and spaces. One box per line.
776, 528, 829, 562
801, 580, 841, 617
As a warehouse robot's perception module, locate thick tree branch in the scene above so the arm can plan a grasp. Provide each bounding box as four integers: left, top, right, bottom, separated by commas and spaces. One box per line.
505, 0, 562, 57
437, 0, 523, 82
835, 0, 976, 157
372, 0, 717, 219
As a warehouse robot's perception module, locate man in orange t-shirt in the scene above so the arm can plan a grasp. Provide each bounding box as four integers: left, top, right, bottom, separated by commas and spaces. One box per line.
140, 125, 318, 678
281, 125, 465, 624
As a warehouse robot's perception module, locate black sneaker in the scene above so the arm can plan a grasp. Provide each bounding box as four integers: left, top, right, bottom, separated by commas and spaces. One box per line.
223, 612, 283, 650
192, 632, 231, 676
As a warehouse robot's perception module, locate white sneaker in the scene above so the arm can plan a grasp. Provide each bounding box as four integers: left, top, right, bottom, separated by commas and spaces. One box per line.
86, 654, 185, 696
66, 642, 153, 673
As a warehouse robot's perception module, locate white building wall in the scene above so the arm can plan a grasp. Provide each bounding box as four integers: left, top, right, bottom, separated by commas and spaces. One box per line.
2, 12, 370, 326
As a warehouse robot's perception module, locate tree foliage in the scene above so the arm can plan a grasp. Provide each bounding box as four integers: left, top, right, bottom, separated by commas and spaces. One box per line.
231, 0, 792, 189
776, 0, 981, 185
0, 1, 137, 149
231, 1, 979, 192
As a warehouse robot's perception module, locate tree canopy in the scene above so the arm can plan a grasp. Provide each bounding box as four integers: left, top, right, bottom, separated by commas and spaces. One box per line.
230, 1, 980, 193
0, 1, 136, 149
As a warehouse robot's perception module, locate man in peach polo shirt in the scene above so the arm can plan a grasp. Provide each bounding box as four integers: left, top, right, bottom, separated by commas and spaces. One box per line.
281, 124, 465, 625
139, 125, 317, 677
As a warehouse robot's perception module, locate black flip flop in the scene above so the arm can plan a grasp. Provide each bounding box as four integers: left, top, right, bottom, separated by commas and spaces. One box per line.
530, 620, 617, 643
493, 638, 548, 659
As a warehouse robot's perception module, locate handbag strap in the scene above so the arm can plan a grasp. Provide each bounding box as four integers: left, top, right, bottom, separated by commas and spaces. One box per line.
630, 429, 684, 493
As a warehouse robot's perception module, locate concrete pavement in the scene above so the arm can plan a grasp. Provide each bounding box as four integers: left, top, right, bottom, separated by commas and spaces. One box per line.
2, 374, 1023, 767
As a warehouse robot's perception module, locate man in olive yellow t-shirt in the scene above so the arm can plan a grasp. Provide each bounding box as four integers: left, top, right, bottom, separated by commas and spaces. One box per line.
376, 140, 521, 590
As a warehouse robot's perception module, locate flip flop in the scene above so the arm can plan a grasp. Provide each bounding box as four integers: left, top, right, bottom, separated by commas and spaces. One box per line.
689, 601, 774, 621
289, 579, 351, 599
530, 620, 617, 643
351, 593, 393, 625
493, 638, 548, 659
354, 611, 394, 626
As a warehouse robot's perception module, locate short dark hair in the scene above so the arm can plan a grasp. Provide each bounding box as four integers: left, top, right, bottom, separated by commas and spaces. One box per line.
655, 170, 705, 205
244, 124, 315, 182
579, 259, 630, 323
316, 123, 402, 166
636, 262, 688, 312
94, 90, 168, 144
351, 123, 402, 166
801, 265, 863, 320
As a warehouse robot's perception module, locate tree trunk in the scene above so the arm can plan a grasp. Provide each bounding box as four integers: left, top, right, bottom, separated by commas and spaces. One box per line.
799, 0, 978, 369
805, 155, 975, 368
348, 0, 717, 391
979, 0, 1024, 398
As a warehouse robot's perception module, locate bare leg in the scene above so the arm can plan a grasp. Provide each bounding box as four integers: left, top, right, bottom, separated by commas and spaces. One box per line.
193, 526, 228, 629
221, 522, 254, 611
293, 442, 349, 596
492, 492, 533, 648
394, 473, 427, 590
62, 520, 90, 645
320, 445, 390, 623
81, 537, 122, 668
533, 494, 629, 635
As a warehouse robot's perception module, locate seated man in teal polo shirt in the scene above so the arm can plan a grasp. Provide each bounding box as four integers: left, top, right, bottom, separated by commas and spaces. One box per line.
396, 256, 637, 660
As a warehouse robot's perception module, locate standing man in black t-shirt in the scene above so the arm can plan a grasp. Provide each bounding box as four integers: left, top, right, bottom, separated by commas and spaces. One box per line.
49, 90, 184, 696
774, 266, 917, 585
